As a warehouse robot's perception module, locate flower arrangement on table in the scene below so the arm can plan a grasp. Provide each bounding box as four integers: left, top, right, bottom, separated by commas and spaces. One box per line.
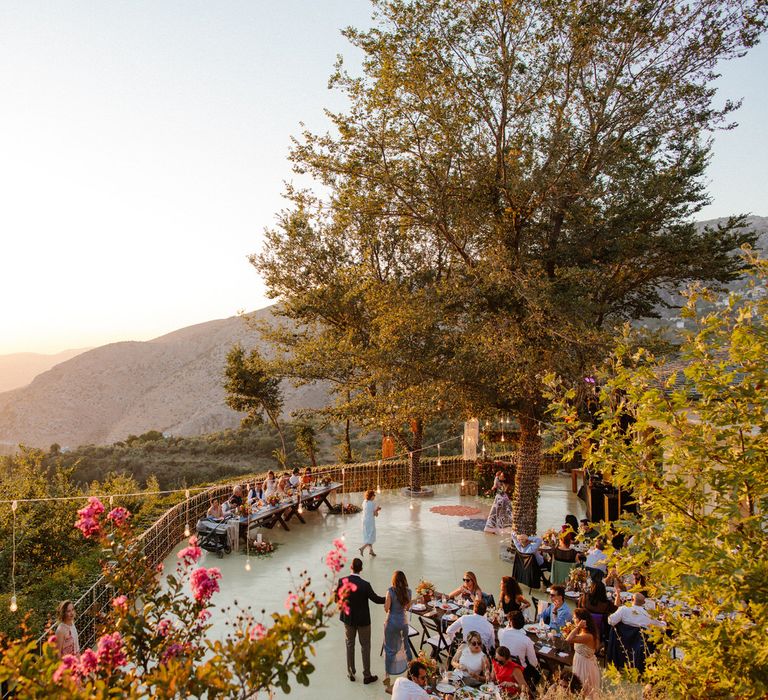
415, 579, 436, 601
320, 476, 332, 487
566, 567, 588, 591
560, 620, 576, 638
266, 494, 281, 507
542, 528, 559, 547
250, 540, 276, 556
327, 503, 362, 514
415, 650, 438, 684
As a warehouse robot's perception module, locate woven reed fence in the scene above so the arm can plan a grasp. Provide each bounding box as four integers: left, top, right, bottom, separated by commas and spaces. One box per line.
36, 449, 558, 651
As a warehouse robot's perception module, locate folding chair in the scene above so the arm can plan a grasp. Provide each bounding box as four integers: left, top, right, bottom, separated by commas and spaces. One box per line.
531, 595, 541, 622
418, 615, 452, 663
551, 559, 577, 585
513, 551, 544, 592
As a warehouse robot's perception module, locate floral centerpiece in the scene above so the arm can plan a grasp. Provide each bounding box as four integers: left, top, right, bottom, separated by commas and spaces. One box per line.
415, 650, 438, 685
266, 494, 281, 507
542, 528, 559, 547
320, 476, 332, 486
566, 567, 588, 592
250, 540, 276, 556
415, 579, 436, 602
560, 620, 576, 638
328, 503, 362, 514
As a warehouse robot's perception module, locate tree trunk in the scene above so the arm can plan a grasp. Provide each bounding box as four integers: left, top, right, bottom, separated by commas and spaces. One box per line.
409, 418, 423, 492
512, 413, 542, 534
343, 417, 352, 463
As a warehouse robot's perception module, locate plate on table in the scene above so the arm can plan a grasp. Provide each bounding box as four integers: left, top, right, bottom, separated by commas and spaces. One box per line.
524, 623, 545, 633
565, 591, 581, 599
434, 602, 458, 611
479, 684, 498, 693
412, 603, 426, 612
436, 683, 457, 694
455, 688, 479, 699
443, 613, 457, 621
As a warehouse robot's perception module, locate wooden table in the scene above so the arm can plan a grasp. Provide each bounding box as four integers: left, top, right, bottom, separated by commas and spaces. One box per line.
238, 483, 340, 533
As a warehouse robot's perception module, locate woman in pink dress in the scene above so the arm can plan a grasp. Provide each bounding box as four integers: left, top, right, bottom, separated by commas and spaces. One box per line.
566, 608, 601, 697
55, 600, 80, 657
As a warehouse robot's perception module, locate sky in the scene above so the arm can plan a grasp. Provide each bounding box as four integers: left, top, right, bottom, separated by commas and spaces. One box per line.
0, 2, 766, 356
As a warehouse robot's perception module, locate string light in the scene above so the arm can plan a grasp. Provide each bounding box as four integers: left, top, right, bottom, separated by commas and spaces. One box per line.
437, 443, 441, 467
245, 558, 251, 572
109, 495, 114, 507
184, 489, 191, 538
377, 460, 381, 494
245, 510, 251, 571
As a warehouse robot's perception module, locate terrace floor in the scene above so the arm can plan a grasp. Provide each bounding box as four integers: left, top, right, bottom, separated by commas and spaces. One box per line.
164, 474, 585, 698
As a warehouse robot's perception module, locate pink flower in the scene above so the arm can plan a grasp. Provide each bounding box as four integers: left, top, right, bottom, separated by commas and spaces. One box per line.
325, 548, 347, 573
157, 619, 173, 637
160, 643, 184, 664
249, 623, 267, 641
198, 609, 211, 622
48, 634, 57, 646
107, 506, 131, 528
332, 537, 347, 551
75, 497, 106, 539
111, 595, 128, 614
53, 654, 80, 683
156, 563, 164, 574
177, 543, 202, 567
190, 567, 222, 604
337, 578, 358, 616
96, 631, 127, 671
284, 592, 299, 611
79, 648, 98, 675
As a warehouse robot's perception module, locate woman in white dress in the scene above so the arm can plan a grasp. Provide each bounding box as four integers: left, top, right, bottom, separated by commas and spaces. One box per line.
359, 489, 381, 556
484, 471, 512, 534
262, 470, 277, 499
566, 607, 601, 697
451, 631, 490, 687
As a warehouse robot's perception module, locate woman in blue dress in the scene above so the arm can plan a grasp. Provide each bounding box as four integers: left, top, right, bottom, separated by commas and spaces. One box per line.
383, 570, 412, 689
360, 489, 381, 556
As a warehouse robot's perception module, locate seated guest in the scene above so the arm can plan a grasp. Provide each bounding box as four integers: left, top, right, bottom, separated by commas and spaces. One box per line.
276, 471, 291, 495
391, 659, 430, 700
207, 497, 224, 519
499, 576, 530, 616
578, 580, 616, 616
511, 533, 546, 567
560, 527, 576, 548
451, 631, 490, 687
540, 585, 573, 631
229, 485, 244, 508
262, 470, 277, 498
446, 598, 495, 651
584, 538, 608, 580
608, 592, 665, 629
301, 467, 314, 487
247, 482, 261, 503
289, 468, 301, 488
553, 534, 579, 563
579, 518, 598, 540
491, 646, 527, 695
498, 611, 539, 672
448, 571, 484, 603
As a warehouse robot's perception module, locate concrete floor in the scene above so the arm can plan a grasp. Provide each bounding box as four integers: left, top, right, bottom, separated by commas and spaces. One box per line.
164, 475, 585, 698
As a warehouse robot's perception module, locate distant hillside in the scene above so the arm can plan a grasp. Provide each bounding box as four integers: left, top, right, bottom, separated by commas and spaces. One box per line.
0, 348, 90, 392
0, 308, 329, 449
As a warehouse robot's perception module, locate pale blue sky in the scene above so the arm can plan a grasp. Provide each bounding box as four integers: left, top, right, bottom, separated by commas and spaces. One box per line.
1, 2, 766, 355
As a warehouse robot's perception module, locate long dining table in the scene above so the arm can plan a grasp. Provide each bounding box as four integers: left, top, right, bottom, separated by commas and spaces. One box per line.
236, 482, 341, 533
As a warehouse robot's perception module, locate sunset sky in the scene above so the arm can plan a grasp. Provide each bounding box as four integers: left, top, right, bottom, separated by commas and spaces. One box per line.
1, 1, 766, 356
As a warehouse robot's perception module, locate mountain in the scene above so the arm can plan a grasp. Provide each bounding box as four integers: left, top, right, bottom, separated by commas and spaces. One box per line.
0, 348, 91, 392
0, 308, 329, 449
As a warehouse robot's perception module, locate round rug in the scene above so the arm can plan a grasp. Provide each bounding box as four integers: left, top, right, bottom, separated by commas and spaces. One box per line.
429, 505, 483, 516
458, 518, 488, 531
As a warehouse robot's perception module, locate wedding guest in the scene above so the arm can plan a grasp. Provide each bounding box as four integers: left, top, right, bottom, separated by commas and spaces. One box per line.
207, 497, 224, 519
539, 585, 573, 631
499, 576, 530, 616
566, 608, 601, 697
55, 600, 79, 656
498, 611, 539, 673
511, 533, 546, 567
302, 467, 314, 487
446, 598, 495, 651
448, 571, 483, 602
276, 472, 291, 495
247, 481, 261, 503
451, 631, 490, 687
491, 646, 527, 695
578, 580, 616, 616
608, 592, 664, 629
553, 533, 579, 563
360, 490, 381, 557
289, 468, 301, 488
391, 659, 430, 700
383, 571, 412, 688
262, 470, 277, 498
584, 539, 608, 580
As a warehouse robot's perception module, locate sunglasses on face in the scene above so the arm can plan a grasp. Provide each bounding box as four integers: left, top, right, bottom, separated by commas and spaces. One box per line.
470, 641, 482, 647
463, 578, 472, 582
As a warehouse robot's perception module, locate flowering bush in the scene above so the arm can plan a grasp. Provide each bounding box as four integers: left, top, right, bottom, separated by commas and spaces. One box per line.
327, 502, 361, 514
0, 497, 348, 698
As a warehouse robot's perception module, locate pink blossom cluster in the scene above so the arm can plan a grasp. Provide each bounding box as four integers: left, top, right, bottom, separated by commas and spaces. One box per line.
248, 622, 267, 641
337, 578, 358, 616
284, 592, 300, 612
177, 536, 202, 566
52, 632, 126, 684
190, 567, 222, 603
156, 618, 174, 638
111, 595, 129, 614
160, 643, 185, 664
325, 538, 347, 573
75, 497, 106, 539
107, 506, 131, 528
96, 631, 127, 671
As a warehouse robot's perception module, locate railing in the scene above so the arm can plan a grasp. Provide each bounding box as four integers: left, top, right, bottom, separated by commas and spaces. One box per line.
37, 449, 557, 651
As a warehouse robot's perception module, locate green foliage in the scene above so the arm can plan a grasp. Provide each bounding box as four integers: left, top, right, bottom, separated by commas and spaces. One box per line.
545, 254, 768, 698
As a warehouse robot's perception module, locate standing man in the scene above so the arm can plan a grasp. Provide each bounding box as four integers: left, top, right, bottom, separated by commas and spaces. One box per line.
337, 557, 385, 684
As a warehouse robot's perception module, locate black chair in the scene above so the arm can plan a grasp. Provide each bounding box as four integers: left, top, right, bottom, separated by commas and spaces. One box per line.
606, 621, 653, 673
513, 550, 544, 592
531, 595, 541, 622
481, 592, 496, 609
418, 616, 452, 662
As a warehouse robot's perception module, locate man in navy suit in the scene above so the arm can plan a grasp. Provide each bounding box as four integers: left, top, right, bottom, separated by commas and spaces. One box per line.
338, 557, 385, 684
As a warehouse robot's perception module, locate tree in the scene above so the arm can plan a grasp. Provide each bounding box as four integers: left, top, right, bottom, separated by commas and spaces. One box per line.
294, 421, 318, 468
255, 0, 765, 528
223, 345, 287, 466
545, 253, 768, 698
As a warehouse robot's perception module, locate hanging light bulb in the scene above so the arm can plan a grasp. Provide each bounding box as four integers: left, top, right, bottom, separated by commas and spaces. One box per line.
9, 595, 17, 612
109, 495, 114, 507
437, 443, 441, 467
377, 484, 381, 494
298, 503, 303, 514
461, 478, 465, 487
185, 489, 190, 499
341, 532, 346, 541
245, 558, 252, 572
184, 523, 190, 537
11, 500, 17, 512
409, 500, 414, 510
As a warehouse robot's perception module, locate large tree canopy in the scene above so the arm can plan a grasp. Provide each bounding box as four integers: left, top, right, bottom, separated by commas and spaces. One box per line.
254, 0, 765, 530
